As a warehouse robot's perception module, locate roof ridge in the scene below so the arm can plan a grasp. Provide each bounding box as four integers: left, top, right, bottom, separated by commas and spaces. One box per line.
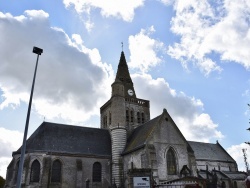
42, 122, 107, 131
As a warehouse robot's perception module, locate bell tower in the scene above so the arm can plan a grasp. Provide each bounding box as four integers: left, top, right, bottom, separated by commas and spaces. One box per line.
100, 51, 150, 186
100, 51, 150, 132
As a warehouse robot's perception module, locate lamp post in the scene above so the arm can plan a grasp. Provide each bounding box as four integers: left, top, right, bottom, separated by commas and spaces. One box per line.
16, 46, 43, 188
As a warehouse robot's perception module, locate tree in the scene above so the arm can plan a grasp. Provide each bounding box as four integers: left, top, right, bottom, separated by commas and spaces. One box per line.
0, 176, 5, 188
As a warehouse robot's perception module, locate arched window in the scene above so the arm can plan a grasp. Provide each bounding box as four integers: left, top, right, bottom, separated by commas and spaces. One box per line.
30, 160, 40, 182
92, 162, 102, 182
51, 160, 61, 183
233, 181, 237, 188
167, 148, 177, 175
221, 181, 226, 188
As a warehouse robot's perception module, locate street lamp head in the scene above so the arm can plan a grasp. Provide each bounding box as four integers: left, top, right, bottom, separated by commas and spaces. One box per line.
33, 46, 43, 55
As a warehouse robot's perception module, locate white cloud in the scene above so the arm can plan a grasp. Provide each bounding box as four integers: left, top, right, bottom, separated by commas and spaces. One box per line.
128, 26, 165, 73
63, 0, 145, 31
0, 128, 23, 156
0, 157, 12, 179
0, 127, 23, 178
159, 0, 173, 6
166, 0, 250, 76
227, 143, 250, 171
0, 10, 114, 124
132, 73, 223, 142
24, 10, 49, 19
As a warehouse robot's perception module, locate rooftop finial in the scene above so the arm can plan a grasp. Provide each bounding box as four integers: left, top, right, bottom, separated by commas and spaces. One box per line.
121, 42, 123, 51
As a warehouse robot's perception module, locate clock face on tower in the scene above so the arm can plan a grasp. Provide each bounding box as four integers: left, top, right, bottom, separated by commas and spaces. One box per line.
128, 89, 134, 96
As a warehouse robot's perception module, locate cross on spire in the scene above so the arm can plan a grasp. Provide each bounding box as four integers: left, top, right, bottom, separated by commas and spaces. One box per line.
121, 42, 123, 51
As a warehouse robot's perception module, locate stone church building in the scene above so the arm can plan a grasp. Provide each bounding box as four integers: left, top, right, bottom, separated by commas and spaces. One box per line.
4, 52, 247, 187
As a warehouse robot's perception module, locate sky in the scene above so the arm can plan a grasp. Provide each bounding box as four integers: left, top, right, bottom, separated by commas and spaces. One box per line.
0, 0, 250, 178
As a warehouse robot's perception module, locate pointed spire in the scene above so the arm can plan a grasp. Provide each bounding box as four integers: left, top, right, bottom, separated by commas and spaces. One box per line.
112, 51, 136, 98
115, 51, 132, 83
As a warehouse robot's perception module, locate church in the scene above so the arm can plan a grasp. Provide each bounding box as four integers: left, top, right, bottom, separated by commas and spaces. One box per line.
4, 51, 247, 188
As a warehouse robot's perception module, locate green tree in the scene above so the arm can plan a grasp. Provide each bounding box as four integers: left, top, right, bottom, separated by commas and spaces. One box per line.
0, 176, 5, 188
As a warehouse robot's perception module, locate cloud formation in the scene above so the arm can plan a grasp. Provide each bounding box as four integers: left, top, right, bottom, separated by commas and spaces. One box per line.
0, 127, 23, 178
227, 143, 250, 171
63, 0, 145, 31
166, 0, 250, 76
127, 26, 223, 142
132, 73, 223, 142
128, 26, 165, 73
0, 10, 113, 124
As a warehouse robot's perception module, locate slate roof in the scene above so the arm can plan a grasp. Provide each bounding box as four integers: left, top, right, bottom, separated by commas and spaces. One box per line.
198, 170, 247, 180
122, 109, 195, 155
222, 171, 247, 180
115, 51, 132, 83
14, 122, 111, 157
122, 115, 162, 155
188, 141, 235, 162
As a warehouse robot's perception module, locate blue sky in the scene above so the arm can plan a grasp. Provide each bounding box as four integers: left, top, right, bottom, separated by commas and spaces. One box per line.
0, 0, 249, 178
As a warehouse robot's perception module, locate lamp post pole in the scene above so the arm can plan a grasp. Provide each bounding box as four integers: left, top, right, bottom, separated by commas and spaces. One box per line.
16, 47, 43, 188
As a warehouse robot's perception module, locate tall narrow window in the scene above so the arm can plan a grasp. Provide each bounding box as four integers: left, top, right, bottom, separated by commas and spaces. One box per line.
167, 148, 177, 175
137, 112, 141, 123
92, 162, 102, 182
141, 113, 145, 123
130, 110, 134, 123
109, 112, 111, 125
51, 160, 61, 183
30, 160, 40, 182
103, 116, 107, 128
233, 181, 237, 188
126, 110, 129, 122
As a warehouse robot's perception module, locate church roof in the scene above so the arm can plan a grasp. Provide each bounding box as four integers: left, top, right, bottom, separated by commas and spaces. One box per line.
221, 171, 247, 180
122, 115, 162, 155
188, 141, 235, 163
123, 109, 195, 155
14, 122, 111, 157
198, 170, 247, 180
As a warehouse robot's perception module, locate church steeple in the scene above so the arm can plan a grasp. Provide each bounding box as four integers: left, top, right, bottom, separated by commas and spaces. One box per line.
115, 51, 132, 82
100, 50, 150, 131
112, 51, 136, 98
100, 50, 150, 187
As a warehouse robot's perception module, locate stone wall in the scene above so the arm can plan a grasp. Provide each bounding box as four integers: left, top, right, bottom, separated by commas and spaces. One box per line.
196, 160, 237, 172
5, 153, 111, 188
